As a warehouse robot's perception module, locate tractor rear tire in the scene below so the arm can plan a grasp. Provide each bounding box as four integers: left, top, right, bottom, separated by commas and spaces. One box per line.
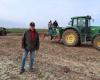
62, 29, 80, 46
93, 35, 100, 50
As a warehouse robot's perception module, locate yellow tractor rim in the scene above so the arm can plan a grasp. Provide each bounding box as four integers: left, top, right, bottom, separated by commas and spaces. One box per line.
96, 41, 100, 47
65, 33, 75, 44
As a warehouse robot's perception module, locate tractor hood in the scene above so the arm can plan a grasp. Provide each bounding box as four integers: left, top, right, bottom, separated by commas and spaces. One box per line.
90, 26, 100, 36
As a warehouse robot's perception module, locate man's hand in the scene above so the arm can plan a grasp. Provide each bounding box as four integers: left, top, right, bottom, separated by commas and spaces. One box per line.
18, 48, 23, 58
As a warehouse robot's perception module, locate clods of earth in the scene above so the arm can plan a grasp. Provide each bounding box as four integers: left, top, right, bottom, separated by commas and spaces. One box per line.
0, 35, 100, 80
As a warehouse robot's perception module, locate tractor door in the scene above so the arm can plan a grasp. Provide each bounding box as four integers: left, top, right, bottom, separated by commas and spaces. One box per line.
77, 18, 90, 42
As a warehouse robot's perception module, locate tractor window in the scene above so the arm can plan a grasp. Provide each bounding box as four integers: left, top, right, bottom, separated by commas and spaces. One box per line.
78, 18, 85, 27
88, 19, 91, 27
73, 19, 77, 26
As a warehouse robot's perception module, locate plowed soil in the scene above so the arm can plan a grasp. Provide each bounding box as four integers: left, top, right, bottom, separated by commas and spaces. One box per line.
0, 34, 100, 80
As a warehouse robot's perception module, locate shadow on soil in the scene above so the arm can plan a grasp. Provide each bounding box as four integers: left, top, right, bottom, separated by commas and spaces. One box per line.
48, 40, 94, 49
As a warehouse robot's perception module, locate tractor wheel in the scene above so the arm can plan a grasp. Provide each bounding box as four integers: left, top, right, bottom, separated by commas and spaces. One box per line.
93, 35, 100, 50
62, 29, 80, 46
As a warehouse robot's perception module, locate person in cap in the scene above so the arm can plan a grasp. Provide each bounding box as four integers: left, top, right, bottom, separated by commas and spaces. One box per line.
20, 22, 40, 74
48, 20, 53, 34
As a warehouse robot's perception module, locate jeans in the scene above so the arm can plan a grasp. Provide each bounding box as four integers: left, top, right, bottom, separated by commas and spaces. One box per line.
20, 49, 35, 70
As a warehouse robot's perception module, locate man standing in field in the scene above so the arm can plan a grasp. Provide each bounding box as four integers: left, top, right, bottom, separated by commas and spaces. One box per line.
20, 22, 40, 74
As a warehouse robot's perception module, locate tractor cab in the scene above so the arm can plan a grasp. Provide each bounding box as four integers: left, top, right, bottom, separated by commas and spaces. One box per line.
69, 16, 92, 42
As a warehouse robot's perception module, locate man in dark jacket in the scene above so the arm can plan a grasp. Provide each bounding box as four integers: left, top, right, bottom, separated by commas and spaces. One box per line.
53, 20, 59, 28
20, 22, 39, 74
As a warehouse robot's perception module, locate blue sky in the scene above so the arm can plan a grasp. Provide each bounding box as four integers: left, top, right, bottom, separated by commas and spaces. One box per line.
0, 0, 100, 28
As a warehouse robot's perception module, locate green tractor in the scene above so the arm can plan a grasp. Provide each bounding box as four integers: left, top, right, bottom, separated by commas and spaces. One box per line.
49, 16, 100, 50
0, 27, 7, 36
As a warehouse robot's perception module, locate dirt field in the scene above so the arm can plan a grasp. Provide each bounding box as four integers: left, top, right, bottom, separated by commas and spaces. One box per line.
0, 34, 100, 80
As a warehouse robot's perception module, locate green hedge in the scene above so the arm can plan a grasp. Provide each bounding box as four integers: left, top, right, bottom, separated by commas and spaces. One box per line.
7, 28, 48, 33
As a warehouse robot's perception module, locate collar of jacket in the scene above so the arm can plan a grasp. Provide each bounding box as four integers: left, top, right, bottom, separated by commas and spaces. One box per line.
29, 29, 36, 32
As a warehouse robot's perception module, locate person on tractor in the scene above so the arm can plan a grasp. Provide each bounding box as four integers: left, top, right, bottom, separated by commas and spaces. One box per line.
49, 20, 61, 41
48, 20, 54, 40
53, 20, 59, 28
52, 20, 60, 36
48, 20, 52, 28
48, 20, 53, 35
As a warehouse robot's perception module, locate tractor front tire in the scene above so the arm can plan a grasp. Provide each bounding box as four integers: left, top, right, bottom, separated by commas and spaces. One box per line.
62, 29, 80, 46
93, 35, 100, 50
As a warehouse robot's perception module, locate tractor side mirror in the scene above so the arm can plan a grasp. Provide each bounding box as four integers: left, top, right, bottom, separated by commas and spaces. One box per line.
92, 19, 94, 22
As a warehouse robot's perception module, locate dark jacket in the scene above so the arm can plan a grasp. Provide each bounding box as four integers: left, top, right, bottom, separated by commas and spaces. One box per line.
53, 21, 58, 27
22, 29, 40, 51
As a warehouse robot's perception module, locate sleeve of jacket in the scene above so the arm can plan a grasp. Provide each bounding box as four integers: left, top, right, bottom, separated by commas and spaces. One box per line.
22, 31, 26, 48
36, 32, 40, 50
